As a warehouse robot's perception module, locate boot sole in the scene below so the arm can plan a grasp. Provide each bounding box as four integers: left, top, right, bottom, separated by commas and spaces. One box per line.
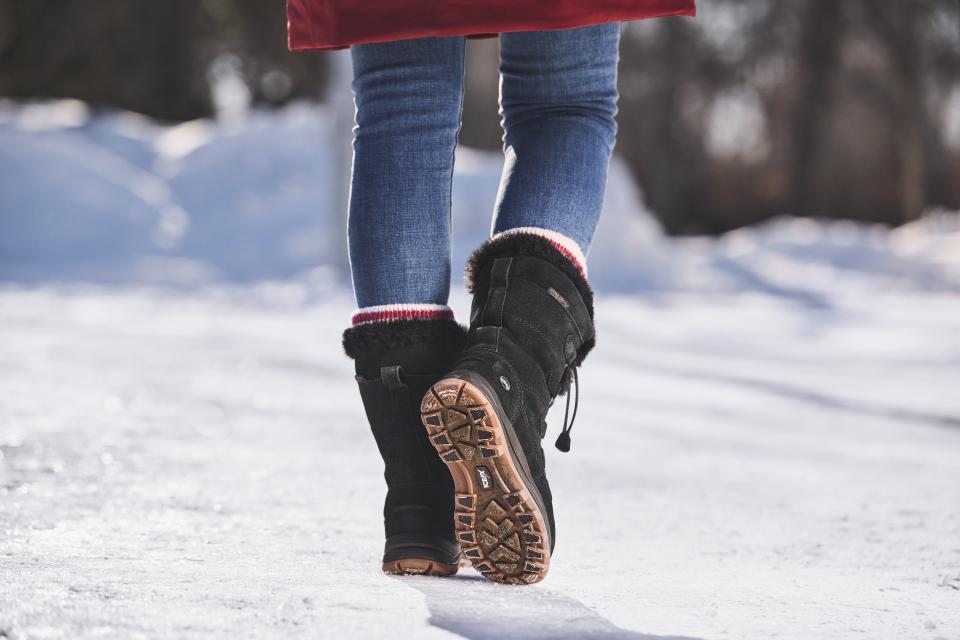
382, 558, 458, 577
420, 375, 550, 585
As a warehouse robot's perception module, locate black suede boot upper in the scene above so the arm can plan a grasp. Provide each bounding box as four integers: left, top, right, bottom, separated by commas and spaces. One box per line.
450, 232, 596, 549
343, 318, 467, 565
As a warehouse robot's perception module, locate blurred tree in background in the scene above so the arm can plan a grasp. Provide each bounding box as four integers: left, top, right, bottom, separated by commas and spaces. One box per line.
1, 0, 958, 234
0, 0, 327, 120
615, 0, 960, 232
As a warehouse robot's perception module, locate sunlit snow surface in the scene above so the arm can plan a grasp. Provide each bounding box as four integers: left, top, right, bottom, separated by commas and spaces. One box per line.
2, 102, 960, 639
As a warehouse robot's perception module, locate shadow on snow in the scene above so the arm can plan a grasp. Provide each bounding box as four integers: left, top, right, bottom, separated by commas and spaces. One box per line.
395, 573, 705, 640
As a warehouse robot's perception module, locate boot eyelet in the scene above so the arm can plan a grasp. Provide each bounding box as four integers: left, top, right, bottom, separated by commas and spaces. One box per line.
499, 375, 511, 391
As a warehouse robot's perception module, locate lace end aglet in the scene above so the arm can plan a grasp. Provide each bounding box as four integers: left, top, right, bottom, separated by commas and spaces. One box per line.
554, 431, 571, 453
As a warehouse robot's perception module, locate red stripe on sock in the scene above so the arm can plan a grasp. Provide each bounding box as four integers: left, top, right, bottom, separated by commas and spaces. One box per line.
546, 239, 587, 279
351, 307, 454, 326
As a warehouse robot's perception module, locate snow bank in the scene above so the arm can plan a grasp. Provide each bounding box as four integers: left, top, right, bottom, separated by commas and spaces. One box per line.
2, 100, 958, 299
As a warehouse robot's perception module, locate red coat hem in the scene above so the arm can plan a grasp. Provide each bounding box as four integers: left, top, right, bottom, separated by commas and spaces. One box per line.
287, 3, 696, 51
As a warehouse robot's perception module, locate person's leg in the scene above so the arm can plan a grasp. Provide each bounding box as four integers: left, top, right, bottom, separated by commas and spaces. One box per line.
418, 25, 619, 585
493, 24, 621, 262
349, 35, 466, 316
344, 36, 468, 576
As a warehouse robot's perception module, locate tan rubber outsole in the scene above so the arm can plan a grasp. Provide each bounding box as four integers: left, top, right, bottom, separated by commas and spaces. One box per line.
382, 558, 458, 577
420, 378, 550, 585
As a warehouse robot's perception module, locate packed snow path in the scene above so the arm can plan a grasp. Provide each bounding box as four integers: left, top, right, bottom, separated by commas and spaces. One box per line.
1, 286, 958, 640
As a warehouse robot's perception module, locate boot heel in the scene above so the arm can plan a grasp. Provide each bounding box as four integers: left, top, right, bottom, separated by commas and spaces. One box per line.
382, 558, 459, 576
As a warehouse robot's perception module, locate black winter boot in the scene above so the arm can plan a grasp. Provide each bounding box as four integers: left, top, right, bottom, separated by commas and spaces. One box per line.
344, 317, 468, 576
418, 231, 595, 584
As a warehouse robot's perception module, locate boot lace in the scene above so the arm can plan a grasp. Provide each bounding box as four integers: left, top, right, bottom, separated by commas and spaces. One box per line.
554, 367, 579, 453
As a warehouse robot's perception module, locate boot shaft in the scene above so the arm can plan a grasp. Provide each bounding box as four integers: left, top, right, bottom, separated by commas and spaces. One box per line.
343, 317, 467, 541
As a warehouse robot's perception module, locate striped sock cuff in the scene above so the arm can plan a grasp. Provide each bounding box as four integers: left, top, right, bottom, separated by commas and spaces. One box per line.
491, 227, 588, 279
350, 303, 455, 326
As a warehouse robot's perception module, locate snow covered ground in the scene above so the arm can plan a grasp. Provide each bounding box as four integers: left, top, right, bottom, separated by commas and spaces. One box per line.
2, 101, 960, 639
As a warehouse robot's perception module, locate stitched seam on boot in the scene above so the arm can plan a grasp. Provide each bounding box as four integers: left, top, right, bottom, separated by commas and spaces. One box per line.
518, 381, 551, 439
506, 312, 567, 379
495, 257, 513, 354
478, 282, 494, 332
389, 371, 436, 481
513, 276, 587, 345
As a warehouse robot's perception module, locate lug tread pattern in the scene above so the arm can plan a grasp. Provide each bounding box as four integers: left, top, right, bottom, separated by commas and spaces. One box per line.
421, 379, 548, 585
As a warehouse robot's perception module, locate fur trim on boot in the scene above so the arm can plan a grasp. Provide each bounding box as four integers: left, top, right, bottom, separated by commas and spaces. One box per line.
465, 229, 594, 318
343, 316, 467, 364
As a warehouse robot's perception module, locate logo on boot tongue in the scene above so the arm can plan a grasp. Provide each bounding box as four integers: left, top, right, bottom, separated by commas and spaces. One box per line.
475, 466, 493, 490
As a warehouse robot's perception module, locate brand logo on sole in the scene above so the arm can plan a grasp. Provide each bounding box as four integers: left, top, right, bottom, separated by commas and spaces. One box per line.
476, 466, 493, 490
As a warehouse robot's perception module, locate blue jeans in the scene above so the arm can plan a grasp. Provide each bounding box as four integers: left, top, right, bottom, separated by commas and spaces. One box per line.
348, 25, 620, 309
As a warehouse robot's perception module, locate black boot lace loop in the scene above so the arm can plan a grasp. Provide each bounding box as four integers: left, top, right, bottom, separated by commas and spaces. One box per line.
554, 367, 579, 453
